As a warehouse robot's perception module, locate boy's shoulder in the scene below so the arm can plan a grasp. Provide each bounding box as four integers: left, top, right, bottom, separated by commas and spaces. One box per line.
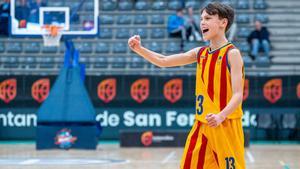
192, 46, 207, 57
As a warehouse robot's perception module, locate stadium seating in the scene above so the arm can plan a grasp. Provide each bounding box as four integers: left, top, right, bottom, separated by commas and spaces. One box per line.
116, 28, 131, 39
166, 42, 181, 54
242, 56, 253, 67
95, 42, 110, 53
1, 0, 299, 75
237, 27, 251, 38
134, 15, 148, 24
167, 1, 183, 10
152, 1, 167, 10
110, 57, 127, 69
135, 1, 150, 11
129, 56, 145, 69
113, 42, 127, 53
100, 15, 114, 25
99, 28, 113, 39
24, 42, 40, 53
255, 56, 271, 67
236, 14, 251, 24
133, 28, 148, 39
25, 57, 37, 69
101, 1, 117, 11
151, 15, 164, 25
77, 42, 93, 53
39, 57, 55, 69
42, 46, 58, 53
254, 0, 268, 9
236, 0, 250, 9
185, 1, 201, 9
118, 1, 133, 11
254, 13, 269, 23
117, 15, 132, 25
91, 57, 108, 69
6, 42, 22, 53
145, 42, 163, 53
151, 28, 165, 39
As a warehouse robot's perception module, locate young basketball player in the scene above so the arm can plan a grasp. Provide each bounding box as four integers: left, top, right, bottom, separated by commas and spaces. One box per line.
128, 2, 245, 169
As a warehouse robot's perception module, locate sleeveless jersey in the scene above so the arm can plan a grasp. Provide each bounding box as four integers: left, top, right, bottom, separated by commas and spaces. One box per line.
195, 43, 244, 123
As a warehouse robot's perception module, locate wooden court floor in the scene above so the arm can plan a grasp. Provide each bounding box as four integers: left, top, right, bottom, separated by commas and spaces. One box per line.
0, 143, 299, 169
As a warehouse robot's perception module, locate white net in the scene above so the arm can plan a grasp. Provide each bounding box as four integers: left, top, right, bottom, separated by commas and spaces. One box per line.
42, 26, 62, 47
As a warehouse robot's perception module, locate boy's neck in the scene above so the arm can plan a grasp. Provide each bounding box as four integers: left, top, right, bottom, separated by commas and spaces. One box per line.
209, 35, 229, 51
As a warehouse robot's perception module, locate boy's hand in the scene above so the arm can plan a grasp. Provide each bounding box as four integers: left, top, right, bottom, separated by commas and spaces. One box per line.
205, 113, 225, 128
128, 35, 142, 52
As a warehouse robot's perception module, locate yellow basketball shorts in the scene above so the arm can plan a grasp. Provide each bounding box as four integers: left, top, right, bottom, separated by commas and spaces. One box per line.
180, 119, 245, 169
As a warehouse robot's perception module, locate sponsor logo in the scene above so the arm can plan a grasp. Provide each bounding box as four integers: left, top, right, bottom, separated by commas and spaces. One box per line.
0, 79, 17, 103
263, 78, 282, 103
31, 78, 50, 103
141, 131, 153, 146
97, 78, 116, 103
19, 19, 27, 28
140, 131, 175, 147
131, 78, 149, 103
243, 79, 249, 101
55, 128, 77, 149
164, 78, 183, 103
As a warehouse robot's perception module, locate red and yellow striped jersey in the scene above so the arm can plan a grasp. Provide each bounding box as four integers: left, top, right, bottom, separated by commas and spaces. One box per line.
195, 43, 244, 123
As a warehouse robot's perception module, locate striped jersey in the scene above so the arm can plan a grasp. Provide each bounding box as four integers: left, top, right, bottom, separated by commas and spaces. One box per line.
195, 43, 244, 123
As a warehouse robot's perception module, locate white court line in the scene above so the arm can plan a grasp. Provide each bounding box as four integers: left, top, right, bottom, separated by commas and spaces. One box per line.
161, 151, 176, 164
246, 150, 255, 163
20, 159, 40, 165
279, 160, 290, 169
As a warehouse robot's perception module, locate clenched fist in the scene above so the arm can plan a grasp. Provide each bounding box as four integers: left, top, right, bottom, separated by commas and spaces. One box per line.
128, 35, 142, 52
205, 113, 226, 128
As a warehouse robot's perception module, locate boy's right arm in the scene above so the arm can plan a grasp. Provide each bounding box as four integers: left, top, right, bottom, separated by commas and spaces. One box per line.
128, 35, 198, 68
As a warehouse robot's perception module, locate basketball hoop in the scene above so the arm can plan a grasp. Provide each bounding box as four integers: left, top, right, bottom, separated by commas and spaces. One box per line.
41, 25, 63, 47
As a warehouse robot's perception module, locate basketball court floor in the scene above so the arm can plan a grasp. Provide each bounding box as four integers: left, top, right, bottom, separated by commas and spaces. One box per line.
0, 142, 299, 169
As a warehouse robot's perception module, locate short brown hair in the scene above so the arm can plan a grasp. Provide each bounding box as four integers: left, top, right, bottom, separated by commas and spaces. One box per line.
201, 2, 235, 32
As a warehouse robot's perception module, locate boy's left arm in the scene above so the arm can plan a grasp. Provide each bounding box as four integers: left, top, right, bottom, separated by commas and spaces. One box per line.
206, 49, 244, 128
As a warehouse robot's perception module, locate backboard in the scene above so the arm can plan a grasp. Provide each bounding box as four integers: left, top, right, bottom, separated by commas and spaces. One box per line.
10, 0, 99, 36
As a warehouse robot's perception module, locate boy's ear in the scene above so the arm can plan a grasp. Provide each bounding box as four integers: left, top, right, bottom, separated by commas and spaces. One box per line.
220, 18, 228, 29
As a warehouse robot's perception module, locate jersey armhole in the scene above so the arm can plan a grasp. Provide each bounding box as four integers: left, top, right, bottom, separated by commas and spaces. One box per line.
226, 46, 237, 72
196, 46, 206, 63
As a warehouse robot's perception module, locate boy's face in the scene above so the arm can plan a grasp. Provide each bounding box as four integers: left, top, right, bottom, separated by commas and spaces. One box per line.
255, 21, 262, 31
200, 10, 227, 41
177, 10, 184, 17
188, 7, 193, 16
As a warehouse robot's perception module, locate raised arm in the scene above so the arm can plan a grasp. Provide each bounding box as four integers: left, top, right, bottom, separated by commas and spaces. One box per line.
128, 35, 197, 68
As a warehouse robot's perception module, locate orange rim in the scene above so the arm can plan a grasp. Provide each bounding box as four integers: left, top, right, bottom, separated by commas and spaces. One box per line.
42, 25, 62, 37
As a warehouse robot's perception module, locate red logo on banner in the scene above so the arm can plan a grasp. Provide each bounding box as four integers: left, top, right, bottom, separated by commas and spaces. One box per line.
131, 78, 149, 103
0, 79, 17, 103
297, 83, 300, 99
97, 78, 116, 103
164, 78, 183, 103
32, 78, 50, 103
243, 79, 249, 101
141, 131, 153, 147
263, 78, 282, 103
